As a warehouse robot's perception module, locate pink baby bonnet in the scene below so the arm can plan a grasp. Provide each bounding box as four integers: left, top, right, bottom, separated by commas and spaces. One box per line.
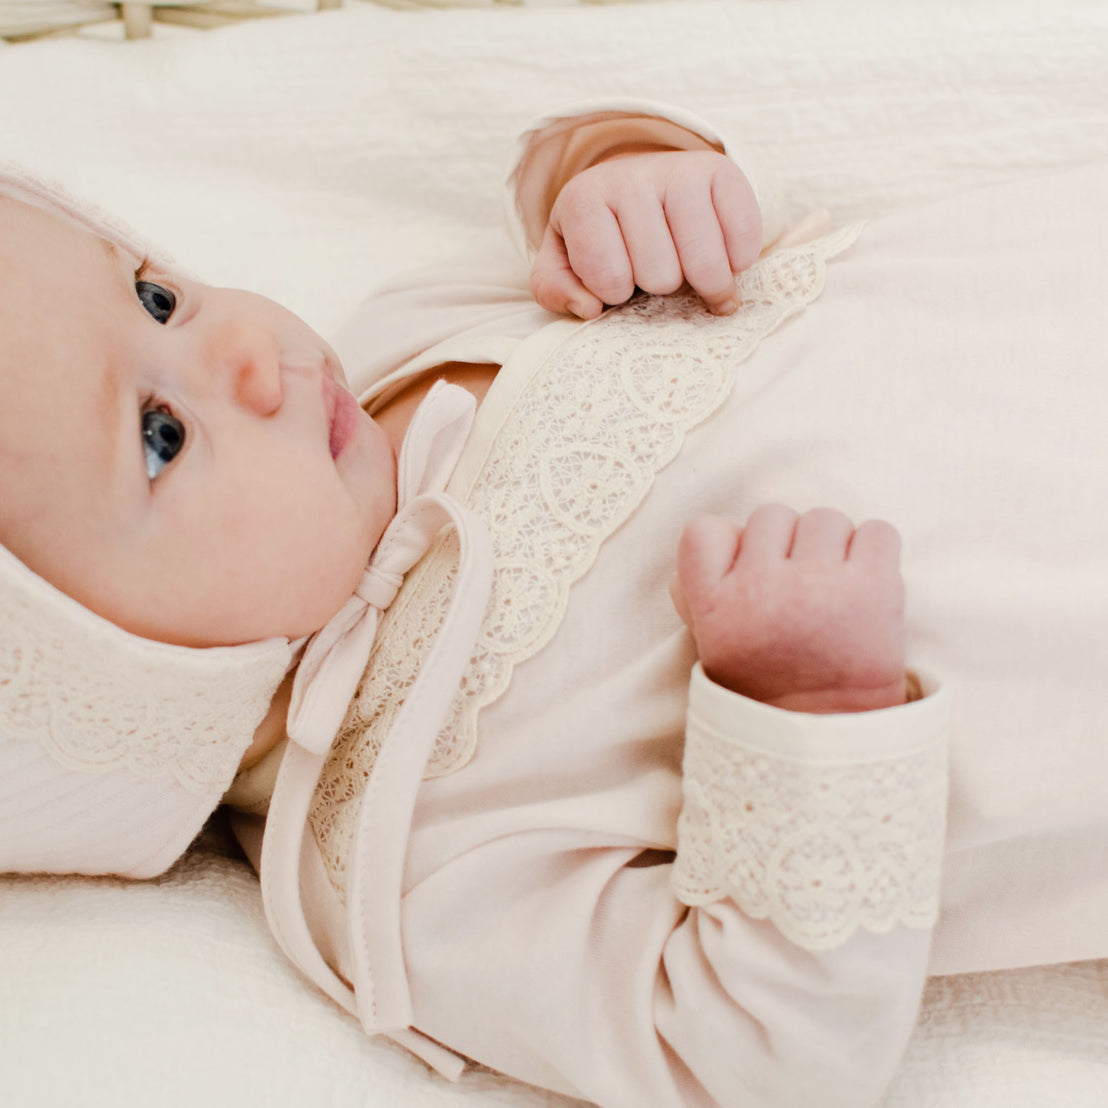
0, 165, 294, 877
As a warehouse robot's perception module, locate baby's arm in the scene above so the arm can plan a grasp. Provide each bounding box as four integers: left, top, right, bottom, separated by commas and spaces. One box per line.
398, 515, 942, 1103
408, 661, 948, 1106
334, 105, 781, 395
529, 149, 762, 320
672, 505, 908, 714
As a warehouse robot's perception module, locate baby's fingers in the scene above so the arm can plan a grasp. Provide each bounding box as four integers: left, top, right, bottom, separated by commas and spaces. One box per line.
616, 198, 684, 298
788, 507, 856, 563
711, 161, 764, 279
733, 503, 799, 566
547, 185, 639, 311
847, 518, 903, 567
665, 187, 737, 315
668, 159, 762, 316
530, 224, 605, 320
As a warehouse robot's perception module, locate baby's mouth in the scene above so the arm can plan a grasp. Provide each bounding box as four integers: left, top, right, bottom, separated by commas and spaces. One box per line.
324, 375, 359, 460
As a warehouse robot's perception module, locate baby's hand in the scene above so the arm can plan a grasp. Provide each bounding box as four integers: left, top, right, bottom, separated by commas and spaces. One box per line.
530, 150, 762, 320
672, 506, 908, 714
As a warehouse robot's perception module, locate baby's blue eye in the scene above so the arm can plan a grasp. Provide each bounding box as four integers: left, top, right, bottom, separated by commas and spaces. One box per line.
143, 406, 185, 479
136, 280, 176, 324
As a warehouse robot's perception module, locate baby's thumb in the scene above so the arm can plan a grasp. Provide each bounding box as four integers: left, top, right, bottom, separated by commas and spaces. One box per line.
676, 516, 742, 616
668, 571, 692, 628
530, 224, 604, 319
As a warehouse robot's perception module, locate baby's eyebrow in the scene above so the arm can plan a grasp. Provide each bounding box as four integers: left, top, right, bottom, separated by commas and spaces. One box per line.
90, 236, 134, 483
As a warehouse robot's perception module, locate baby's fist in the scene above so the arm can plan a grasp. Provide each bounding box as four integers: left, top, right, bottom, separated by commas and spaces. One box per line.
673, 506, 908, 713
531, 150, 762, 320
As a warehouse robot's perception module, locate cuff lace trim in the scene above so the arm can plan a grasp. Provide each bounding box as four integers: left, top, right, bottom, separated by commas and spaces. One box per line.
672, 691, 947, 951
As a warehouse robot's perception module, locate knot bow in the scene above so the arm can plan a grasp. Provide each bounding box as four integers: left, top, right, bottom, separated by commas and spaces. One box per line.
262, 378, 493, 1072
356, 565, 404, 611
285, 379, 485, 757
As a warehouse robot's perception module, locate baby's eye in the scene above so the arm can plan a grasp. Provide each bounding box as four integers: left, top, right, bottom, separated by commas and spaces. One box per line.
142, 405, 185, 480
136, 280, 176, 325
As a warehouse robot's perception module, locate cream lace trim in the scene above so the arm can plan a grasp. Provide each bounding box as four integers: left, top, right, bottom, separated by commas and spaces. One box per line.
0, 554, 290, 794
310, 225, 864, 895
671, 737, 947, 950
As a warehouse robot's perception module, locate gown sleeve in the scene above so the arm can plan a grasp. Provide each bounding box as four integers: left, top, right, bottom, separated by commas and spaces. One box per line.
504, 96, 788, 260
333, 99, 788, 400
402, 670, 950, 1107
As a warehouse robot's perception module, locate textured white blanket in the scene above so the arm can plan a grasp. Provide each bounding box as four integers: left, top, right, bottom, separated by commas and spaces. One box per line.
3, 836, 1107, 1106
1, 2, 1106, 1104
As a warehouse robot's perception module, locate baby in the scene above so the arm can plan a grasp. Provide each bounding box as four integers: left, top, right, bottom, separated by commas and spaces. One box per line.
1, 101, 1106, 1108
0, 151, 902, 709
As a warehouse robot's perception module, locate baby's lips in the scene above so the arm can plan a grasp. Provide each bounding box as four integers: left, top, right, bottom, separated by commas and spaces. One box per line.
322, 342, 350, 389
324, 375, 360, 460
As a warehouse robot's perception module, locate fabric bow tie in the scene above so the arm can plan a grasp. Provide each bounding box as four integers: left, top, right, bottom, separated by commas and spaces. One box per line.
286, 379, 483, 757
262, 379, 493, 1069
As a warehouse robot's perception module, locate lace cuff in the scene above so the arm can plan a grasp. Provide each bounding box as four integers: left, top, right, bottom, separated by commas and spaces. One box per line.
672, 664, 949, 951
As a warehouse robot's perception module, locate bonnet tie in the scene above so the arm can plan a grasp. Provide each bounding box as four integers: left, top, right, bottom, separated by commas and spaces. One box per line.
284, 378, 487, 757
260, 380, 494, 1078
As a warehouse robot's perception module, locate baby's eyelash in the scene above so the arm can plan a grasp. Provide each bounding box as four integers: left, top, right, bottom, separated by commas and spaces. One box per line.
134, 256, 151, 282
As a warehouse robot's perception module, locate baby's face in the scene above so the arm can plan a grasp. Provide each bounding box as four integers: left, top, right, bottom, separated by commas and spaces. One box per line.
0, 198, 396, 647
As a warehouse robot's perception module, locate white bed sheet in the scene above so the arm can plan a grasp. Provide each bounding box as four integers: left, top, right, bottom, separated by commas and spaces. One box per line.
1, 2, 1106, 1104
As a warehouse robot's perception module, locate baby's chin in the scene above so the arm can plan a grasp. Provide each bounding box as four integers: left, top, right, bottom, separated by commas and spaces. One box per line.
284, 551, 380, 644
124, 592, 348, 651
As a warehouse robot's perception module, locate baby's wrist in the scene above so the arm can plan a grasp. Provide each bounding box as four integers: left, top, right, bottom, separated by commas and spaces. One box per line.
760, 677, 911, 715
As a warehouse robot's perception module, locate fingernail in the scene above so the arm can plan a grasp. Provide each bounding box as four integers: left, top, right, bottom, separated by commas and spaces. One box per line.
713, 298, 739, 316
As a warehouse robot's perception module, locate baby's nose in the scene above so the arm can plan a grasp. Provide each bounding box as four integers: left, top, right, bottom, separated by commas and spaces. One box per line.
209, 315, 284, 416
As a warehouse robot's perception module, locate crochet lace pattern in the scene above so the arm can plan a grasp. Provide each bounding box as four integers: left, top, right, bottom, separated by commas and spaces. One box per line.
0, 571, 289, 793
671, 731, 947, 949
309, 224, 865, 897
